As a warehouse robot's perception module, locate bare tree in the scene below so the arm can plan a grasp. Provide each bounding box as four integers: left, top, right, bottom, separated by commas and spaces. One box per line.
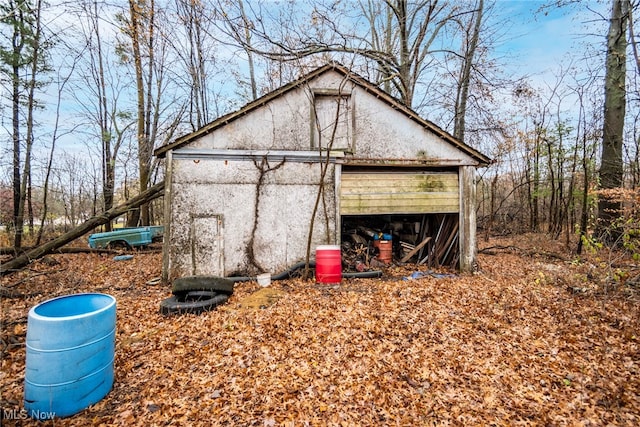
598, 0, 629, 242
125, 0, 153, 226
237, 0, 258, 100
625, 1, 640, 188
121, 0, 182, 226
572, 75, 602, 254
453, 0, 484, 143
71, 0, 135, 232
0, 0, 50, 249
36, 60, 78, 245
212, 0, 475, 109
171, 0, 224, 128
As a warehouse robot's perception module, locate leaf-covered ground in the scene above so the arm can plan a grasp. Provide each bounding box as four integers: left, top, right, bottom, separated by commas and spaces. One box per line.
1, 235, 639, 426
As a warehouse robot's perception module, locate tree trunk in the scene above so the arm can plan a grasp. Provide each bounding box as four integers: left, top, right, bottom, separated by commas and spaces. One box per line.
141, 0, 155, 226
128, 0, 145, 228
127, 0, 156, 227
27, 171, 34, 234
12, 55, 20, 242
532, 130, 541, 232
9, 0, 23, 248
598, 0, 628, 243
454, 0, 484, 143
89, 0, 115, 232
577, 131, 591, 255
37, 63, 71, 245
238, 0, 258, 101
14, 0, 43, 250
0, 182, 164, 275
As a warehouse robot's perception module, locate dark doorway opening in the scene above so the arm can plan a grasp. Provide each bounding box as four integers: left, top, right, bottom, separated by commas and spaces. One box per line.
340, 213, 459, 270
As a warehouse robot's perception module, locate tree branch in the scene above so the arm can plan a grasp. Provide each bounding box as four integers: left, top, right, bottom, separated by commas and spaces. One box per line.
0, 181, 164, 275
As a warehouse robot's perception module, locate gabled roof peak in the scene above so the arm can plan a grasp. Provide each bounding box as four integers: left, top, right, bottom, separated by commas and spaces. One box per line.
154, 63, 490, 165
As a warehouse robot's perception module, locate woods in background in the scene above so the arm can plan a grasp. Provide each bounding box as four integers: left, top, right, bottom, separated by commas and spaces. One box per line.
1, 0, 639, 254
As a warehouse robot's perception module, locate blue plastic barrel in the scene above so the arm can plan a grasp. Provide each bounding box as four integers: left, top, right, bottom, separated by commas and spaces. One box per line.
24, 293, 116, 419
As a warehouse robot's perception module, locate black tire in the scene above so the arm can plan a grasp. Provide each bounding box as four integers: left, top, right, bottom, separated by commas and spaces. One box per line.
173, 290, 215, 301
107, 240, 130, 250
160, 292, 229, 316
172, 276, 234, 296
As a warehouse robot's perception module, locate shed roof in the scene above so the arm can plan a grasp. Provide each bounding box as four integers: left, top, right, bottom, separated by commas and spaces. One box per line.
154, 63, 491, 165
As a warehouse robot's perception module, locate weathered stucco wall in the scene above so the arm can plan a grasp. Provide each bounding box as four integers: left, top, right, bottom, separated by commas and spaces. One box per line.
166, 156, 336, 279
348, 89, 472, 162
185, 70, 477, 165
189, 86, 312, 152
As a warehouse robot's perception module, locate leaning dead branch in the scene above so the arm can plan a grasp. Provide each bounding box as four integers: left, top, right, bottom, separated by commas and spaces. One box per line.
0, 181, 164, 275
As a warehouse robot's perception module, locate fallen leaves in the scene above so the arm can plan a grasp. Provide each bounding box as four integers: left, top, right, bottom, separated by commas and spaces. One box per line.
236, 287, 285, 311
0, 238, 639, 426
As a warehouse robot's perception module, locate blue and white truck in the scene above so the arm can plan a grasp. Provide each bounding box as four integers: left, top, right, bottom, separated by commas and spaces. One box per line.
88, 226, 164, 249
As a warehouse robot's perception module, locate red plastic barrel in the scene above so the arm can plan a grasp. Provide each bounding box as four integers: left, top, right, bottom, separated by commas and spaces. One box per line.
375, 240, 393, 264
315, 245, 342, 284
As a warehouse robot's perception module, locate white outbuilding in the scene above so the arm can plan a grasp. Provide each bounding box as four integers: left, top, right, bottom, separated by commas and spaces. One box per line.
154, 63, 490, 281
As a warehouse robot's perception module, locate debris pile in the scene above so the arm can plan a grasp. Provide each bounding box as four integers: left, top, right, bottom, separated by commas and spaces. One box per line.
341, 226, 392, 271
340, 214, 460, 270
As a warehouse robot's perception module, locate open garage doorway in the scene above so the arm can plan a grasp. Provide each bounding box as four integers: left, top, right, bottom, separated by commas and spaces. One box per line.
340, 213, 460, 270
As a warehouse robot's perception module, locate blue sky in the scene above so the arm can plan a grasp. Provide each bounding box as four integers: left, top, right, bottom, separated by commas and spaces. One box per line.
2, 0, 614, 174
492, 0, 609, 85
